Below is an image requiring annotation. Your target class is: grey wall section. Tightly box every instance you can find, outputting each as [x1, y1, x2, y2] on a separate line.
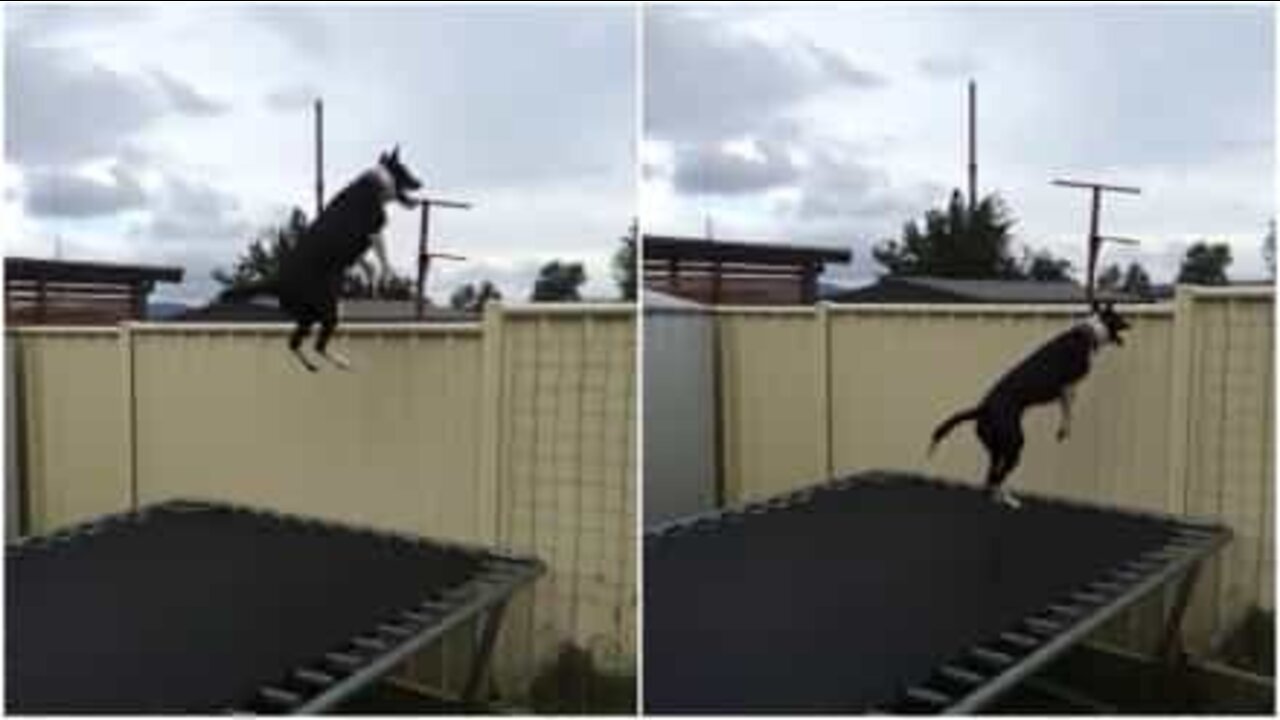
[643, 304, 716, 526]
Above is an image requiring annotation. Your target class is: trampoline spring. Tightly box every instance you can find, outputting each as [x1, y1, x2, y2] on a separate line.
[939, 666, 985, 686]
[1046, 603, 1083, 617]
[1001, 630, 1042, 647]
[324, 651, 364, 669]
[377, 623, 414, 638]
[905, 686, 951, 706]
[1070, 590, 1106, 605]
[970, 647, 1014, 666]
[1023, 618, 1062, 635]
[1111, 569, 1143, 583]
[294, 669, 335, 687]
[1087, 581, 1124, 594]
[1144, 548, 1183, 562]
[441, 587, 474, 602]
[402, 610, 431, 624]
[353, 636, 388, 652]
[1123, 559, 1161, 574]
[258, 686, 302, 707]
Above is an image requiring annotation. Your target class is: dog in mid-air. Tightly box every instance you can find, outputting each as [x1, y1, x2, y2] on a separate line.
[221, 147, 422, 371]
[928, 301, 1131, 508]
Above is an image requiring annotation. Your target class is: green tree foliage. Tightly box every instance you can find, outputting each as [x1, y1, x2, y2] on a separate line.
[872, 189, 1022, 279]
[612, 221, 637, 301]
[212, 207, 308, 293]
[1177, 241, 1233, 286]
[450, 280, 503, 311]
[1023, 249, 1073, 282]
[213, 206, 412, 299]
[531, 260, 587, 302]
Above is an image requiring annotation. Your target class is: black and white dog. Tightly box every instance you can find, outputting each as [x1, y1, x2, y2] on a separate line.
[223, 147, 422, 371]
[928, 302, 1131, 508]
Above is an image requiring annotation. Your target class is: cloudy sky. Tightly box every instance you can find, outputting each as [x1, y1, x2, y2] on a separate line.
[643, 5, 1275, 286]
[5, 4, 636, 304]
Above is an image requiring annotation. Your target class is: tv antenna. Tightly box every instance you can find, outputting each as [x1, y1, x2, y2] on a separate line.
[1051, 178, 1141, 304]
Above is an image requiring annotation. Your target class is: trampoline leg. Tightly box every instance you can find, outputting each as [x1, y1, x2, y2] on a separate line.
[1147, 563, 1202, 709]
[1157, 563, 1201, 666]
[461, 601, 509, 705]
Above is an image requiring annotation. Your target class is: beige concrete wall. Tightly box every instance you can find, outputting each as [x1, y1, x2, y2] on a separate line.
[716, 288, 1273, 654]
[490, 307, 638, 696]
[7, 303, 637, 703]
[7, 328, 132, 533]
[128, 323, 491, 542]
[716, 308, 827, 503]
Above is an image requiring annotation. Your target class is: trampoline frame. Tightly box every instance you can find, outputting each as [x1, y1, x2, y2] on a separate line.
[9, 498, 545, 714]
[645, 471, 1231, 714]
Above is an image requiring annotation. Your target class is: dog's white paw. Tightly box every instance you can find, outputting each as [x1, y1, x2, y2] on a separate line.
[995, 489, 1022, 509]
[323, 352, 352, 371]
[291, 349, 320, 372]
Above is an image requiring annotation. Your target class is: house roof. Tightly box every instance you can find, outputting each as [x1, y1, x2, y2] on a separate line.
[6, 257, 184, 285]
[643, 235, 852, 267]
[172, 298, 478, 323]
[832, 276, 1140, 304]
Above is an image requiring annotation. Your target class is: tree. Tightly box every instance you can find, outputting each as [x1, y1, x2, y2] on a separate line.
[341, 269, 415, 300]
[1096, 263, 1123, 291]
[1264, 220, 1275, 279]
[872, 189, 1022, 279]
[1177, 241, 1233, 286]
[1122, 262, 1153, 298]
[612, 221, 637, 301]
[1024, 249, 1073, 282]
[213, 206, 412, 300]
[531, 261, 587, 302]
[450, 280, 503, 311]
[212, 207, 308, 294]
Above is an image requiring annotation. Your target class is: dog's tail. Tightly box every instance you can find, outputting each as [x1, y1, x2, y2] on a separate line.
[928, 406, 981, 457]
[218, 280, 278, 303]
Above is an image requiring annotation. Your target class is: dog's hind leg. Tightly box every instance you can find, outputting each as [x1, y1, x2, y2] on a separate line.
[314, 312, 351, 371]
[289, 320, 320, 372]
[979, 414, 1025, 509]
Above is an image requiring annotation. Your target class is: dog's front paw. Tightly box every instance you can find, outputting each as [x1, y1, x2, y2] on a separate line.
[323, 352, 352, 371]
[1056, 428, 1069, 442]
[994, 489, 1022, 509]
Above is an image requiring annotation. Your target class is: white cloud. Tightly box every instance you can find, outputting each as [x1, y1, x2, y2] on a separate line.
[643, 5, 1274, 284]
[6, 5, 635, 304]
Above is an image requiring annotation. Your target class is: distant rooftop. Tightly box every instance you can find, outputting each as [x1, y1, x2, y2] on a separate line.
[643, 235, 852, 266]
[831, 276, 1143, 304]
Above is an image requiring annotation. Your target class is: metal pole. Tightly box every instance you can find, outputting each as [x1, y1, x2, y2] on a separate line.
[968, 80, 977, 215]
[416, 203, 430, 320]
[314, 99, 324, 219]
[413, 197, 473, 319]
[1088, 187, 1101, 304]
[1050, 179, 1141, 304]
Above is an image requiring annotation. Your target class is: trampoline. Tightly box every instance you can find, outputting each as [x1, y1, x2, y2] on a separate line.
[644, 471, 1230, 714]
[7, 499, 543, 714]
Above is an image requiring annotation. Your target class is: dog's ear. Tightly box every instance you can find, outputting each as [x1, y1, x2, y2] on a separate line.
[390, 145, 400, 161]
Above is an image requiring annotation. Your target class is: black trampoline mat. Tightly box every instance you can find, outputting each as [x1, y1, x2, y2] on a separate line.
[643, 473, 1191, 713]
[7, 501, 487, 714]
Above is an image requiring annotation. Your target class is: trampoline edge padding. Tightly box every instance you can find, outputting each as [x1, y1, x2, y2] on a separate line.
[7, 498, 545, 714]
[643, 470, 1231, 715]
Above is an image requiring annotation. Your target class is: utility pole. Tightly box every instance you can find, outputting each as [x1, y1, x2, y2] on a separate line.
[968, 79, 977, 215]
[415, 197, 472, 319]
[1051, 178, 1141, 303]
[314, 98, 324, 218]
